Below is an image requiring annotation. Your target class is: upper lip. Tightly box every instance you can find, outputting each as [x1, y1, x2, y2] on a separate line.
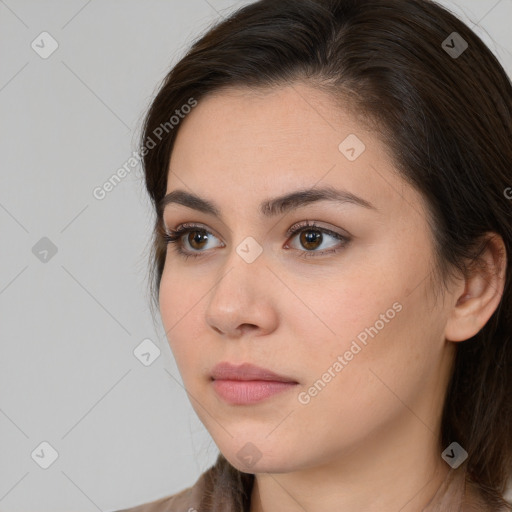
[211, 362, 298, 383]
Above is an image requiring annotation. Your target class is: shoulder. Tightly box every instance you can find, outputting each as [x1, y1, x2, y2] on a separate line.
[113, 470, 209, 512]
[111, 454, 253, 512]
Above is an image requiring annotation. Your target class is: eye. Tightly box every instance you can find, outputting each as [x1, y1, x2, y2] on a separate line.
[163, 220, 350, 260]
[285, 221, 349, 258]
[163, 223, 223, 260]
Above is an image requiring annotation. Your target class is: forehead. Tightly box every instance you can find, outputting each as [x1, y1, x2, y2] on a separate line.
[175, 83, 358, 149]
[166, 83, 425, 223]
[171, 84, 366, 177]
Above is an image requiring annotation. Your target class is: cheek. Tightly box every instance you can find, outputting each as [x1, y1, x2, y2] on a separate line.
[286, 268, 402, 361]
[287, 302, 433, 453]
[289, 262, 436, 408]
[158, 271, 206, 371]
[159, 260, 207, 328]
[311, 234, 436, 366]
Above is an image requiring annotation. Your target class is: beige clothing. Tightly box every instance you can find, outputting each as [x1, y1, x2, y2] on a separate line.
[115, 455, 511, 512]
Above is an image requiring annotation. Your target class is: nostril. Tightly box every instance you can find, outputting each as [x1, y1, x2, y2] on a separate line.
[239, 324, 258, 335]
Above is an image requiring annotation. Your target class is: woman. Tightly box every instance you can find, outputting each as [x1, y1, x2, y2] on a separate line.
[116, 0, 512, 510]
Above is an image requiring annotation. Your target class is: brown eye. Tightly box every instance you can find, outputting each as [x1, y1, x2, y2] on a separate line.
[287, 223, 348, 257]
[187, 230, 210, 250]
[163, 224, 223, 259]
[299, 229, 323, 250]
[286, 221, 351, 258]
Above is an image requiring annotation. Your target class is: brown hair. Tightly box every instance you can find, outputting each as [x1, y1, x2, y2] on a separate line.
[139, 0, 512, 507]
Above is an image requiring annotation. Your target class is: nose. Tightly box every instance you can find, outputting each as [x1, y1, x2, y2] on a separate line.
[204, 248, 279, 339]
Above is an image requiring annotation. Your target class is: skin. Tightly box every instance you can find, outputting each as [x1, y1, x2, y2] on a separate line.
[158, 83, 506, 511]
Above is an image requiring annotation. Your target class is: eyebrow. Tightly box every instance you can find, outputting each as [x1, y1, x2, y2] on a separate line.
[158, 186, 377, 219]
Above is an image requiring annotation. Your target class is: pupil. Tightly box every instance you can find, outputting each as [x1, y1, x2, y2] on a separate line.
[190, 231, 208, 249]
[301, 230, 321, 250]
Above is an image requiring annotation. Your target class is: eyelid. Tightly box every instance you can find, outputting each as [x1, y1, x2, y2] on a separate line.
[165, 221, 224, 242]
[285, 220, 350, 239]
[166, 220, 347, 244]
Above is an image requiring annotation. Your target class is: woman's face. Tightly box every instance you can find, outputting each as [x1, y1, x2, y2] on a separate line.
[159, 83, 457, 473]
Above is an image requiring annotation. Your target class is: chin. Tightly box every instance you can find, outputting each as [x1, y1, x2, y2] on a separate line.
[228, 455, 292, 474]
[219, 440, 300, 474]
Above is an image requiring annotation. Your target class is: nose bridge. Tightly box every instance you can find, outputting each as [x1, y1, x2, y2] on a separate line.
[205, 238, 275, 335]
[218, 218, 268, 278]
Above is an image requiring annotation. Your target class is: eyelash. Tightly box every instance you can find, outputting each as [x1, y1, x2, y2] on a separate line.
[163, 221, 349, 261]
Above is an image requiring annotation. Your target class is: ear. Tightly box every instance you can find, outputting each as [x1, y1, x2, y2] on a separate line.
[444, 233, 507, 343]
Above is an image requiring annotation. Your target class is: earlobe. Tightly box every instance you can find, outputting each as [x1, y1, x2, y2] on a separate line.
[444, 233, 507, 343]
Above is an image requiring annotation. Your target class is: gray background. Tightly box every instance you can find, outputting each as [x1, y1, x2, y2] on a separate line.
[1, 1, 511, 510]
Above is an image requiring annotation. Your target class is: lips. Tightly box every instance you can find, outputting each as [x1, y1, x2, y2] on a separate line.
[210, 362, 299, 405]
[210, 362, 298, 383]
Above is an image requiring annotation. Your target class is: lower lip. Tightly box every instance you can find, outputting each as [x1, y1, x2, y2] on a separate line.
[212, 379, 298, 405]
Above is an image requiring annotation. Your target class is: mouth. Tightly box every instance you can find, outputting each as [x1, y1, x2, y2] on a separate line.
[210, 361, 298, 383]
[210, 362, 299, 405]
